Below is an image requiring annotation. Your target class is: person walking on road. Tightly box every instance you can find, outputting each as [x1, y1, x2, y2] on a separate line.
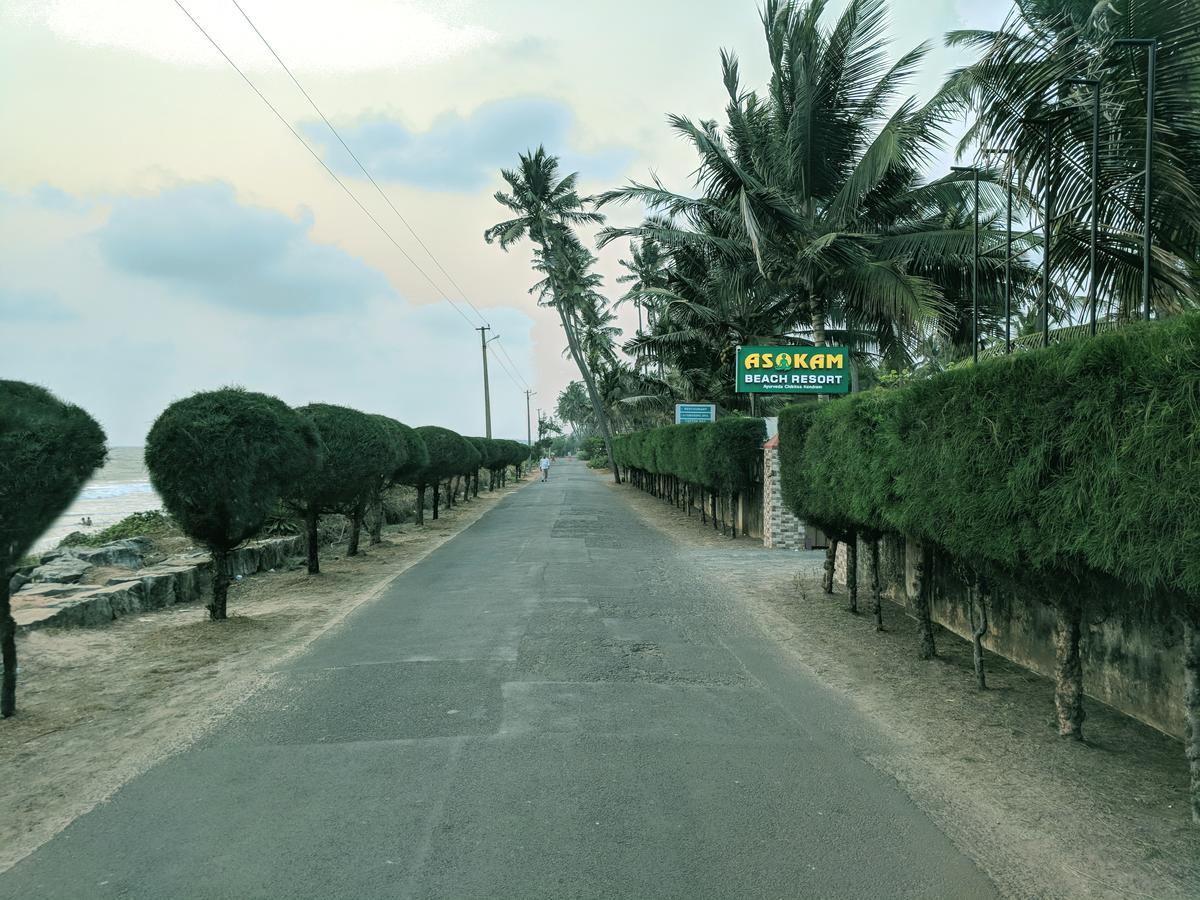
[539, 455, 551, 482]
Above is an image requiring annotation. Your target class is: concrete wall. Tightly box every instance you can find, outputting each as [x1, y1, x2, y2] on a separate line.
[835, 535, 1185, 739]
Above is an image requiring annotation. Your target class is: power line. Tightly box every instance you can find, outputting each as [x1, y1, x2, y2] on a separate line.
[226, 0, 534, 394]
[228, 0, 494, 330]
[172, 0, 479, 329]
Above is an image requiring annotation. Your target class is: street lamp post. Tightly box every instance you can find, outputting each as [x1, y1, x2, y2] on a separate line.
[1114, 37, 1157, 321]
[1065, 78, 1102, 336]
[951, 165, 981, 363]
[983, 148, 1014, 354]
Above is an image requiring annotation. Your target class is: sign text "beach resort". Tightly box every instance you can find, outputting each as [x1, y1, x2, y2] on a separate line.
[735, 346, 850, 394]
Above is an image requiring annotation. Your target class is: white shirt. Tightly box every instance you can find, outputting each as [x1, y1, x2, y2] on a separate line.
[539, 457, 551, 470]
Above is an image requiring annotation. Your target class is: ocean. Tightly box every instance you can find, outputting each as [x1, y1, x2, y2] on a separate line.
[34, 446, 162, 553]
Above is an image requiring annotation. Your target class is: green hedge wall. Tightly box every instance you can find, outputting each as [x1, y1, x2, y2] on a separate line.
[780, 314, 1200, 604]
[613, 418, 765, 493]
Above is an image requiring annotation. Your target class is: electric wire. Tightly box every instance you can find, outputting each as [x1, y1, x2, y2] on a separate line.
[172, 0, 479, 329]
[228, 0, 533, 394]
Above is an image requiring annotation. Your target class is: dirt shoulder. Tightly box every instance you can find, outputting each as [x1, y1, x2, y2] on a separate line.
[606, 475, 1199, 900]
[0, 480, 529, 873]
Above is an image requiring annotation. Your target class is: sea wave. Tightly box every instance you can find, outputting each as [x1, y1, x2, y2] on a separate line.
[79, 481, 155, 500]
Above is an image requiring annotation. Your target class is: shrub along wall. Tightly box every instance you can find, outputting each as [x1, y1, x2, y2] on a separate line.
[779, 314, 1200, 824]
[613, 418, 766, 538]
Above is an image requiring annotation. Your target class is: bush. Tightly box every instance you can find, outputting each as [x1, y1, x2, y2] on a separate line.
[410, 426, 480, 522]
[58, 510, 177, 548]
[0, 381, 107, 716]
[147, 388, 323, 617]
[287, 404, 398, 573]
[613, 418, 765, 494]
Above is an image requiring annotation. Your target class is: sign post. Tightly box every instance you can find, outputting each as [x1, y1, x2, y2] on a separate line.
[675, 403, 717, 424]
[734, 346, 850, 395]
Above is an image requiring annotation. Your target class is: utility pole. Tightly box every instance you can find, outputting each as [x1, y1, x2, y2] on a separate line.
[476, 326, 499, 438]
[524, 389, 535, 448]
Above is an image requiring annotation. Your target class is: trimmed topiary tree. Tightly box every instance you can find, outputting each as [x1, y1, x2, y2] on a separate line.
[146, 387, 323, 621]
[411, 427, 478, 522]
[287, 404, 396, 574]
[369, 420, 427, 546]
[0, 381, 107, 717]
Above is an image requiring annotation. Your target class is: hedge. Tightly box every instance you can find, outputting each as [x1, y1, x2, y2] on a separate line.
[613, 418, 766, 494]
[780, 315, 1200, 816]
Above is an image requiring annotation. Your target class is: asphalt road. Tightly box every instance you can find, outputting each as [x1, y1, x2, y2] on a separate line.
[0, 461, 997, 899]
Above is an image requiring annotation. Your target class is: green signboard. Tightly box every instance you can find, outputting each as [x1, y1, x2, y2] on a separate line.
[735, 346, 850, 394]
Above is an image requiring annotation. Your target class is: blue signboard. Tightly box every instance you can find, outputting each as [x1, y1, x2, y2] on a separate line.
[675, 403, 717, 424]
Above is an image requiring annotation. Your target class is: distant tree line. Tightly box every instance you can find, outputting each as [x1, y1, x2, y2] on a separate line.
[0, 381, 531, 718]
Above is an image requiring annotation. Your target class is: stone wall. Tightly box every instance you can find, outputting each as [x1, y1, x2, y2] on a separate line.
[14, 535, 306, 633]
[834, 535, 1185, 738]
[762, 443, 805, 549]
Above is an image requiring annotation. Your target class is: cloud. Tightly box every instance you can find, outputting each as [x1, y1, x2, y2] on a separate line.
[2, 182, 539, 445]
[2, 0, 496, 72]
[0, 287, 77, 321]
[96, 182, 392, 316]
[304, 97, 636, 192]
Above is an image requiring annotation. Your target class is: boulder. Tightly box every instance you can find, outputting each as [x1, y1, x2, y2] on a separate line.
[29, 556, 93, 584]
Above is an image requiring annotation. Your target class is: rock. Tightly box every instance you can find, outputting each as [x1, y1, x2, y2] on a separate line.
[14, 583, 90, 601]
[30, 557, 93, 584]
[9, 572, 30, 594]
[70, 538, 152, 569]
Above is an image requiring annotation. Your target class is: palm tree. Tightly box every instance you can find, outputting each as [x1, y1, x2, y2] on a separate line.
[601, 0, 961, 352]
[944, 0, 1200, 318]
[616, 239, 670, 374]
[484, 147, 622, 482]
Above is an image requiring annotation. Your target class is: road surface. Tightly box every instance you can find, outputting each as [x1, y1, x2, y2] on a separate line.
[0, 461, 997, 899]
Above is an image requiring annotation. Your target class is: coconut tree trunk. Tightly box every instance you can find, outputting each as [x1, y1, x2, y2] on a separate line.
[305, 507, 320, 575]
[369, 488, 384, 546]
[1183, 616, 1200, 825]
[209, 548, 230, 620]
[822, 539, 839, 594]
[915, 543, 937, 659]
[432, 483, 441, 520]
[969, 577, 988, 690]
[1054, 601, 1085, 739]
[1, 572, 16, 718]
[846, 534, 859, 614]
[870, 539, 883, 631]
[416, 484, 426, 525]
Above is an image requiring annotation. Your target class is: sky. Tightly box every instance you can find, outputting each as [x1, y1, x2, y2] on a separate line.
[0, 0, 1005, 446]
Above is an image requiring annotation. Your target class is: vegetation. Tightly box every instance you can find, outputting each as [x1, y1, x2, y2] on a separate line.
[408, 427, 480, 523]
[146, 388, 323, 619]
[286, 405, 397, 574]
[613, 418, 765, 536]
[780, 314, 1200, 820]
[57, 510, 176, 548]
[0, 381, 107, 716]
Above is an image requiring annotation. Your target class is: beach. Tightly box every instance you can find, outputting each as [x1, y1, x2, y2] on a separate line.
[34, 446, 161, 553]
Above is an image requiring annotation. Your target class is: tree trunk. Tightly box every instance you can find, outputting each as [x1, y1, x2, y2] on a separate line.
[369, 488, 384, 546]
[846, 535, 859, 614]
[1054, 601, 1085, 740]
[969, 577, 988, 690]
[347, 502, 363, 557]
[1183, 617, 1200, 825]
[870, 539, 883, 631]
[822, 539, 838, 594]
[1, 573, 16, 717]
[432, 483, 441, 520]
[915, 543, 937, 659]
[305, 507, 320, 575]
[416, 484, 426, 525]
[209, 548, 230, 620]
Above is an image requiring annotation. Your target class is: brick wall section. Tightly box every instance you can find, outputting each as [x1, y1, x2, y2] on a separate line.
[762, 437, 805, 550]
